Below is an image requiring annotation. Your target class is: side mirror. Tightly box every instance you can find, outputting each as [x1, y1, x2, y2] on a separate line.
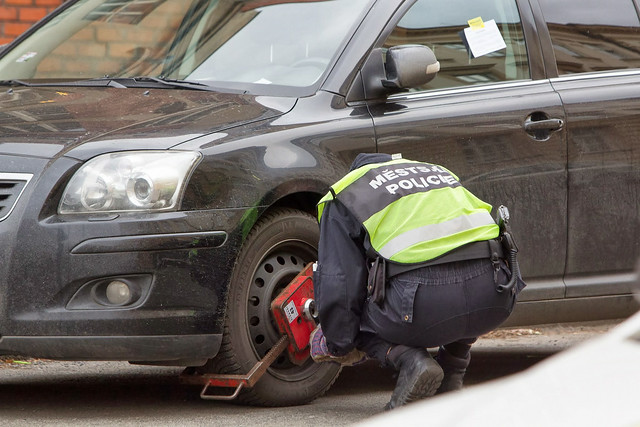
[348, 44, 441, 102]
[382, 45, 440, 90]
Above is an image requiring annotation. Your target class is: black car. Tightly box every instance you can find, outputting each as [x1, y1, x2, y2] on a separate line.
[0, 0, 638, 406]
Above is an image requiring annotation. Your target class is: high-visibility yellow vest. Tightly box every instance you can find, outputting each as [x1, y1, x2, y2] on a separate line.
[318, 159, 499, 264]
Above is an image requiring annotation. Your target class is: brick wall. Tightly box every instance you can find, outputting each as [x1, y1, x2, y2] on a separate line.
[0, 0, 65, 45]
[2, 0, 191, 78]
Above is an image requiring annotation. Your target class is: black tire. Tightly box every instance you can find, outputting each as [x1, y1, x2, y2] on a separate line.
[200, 208, 341, 406]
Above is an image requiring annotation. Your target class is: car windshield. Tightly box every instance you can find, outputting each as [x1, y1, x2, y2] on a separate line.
[0, 0, 370, 92]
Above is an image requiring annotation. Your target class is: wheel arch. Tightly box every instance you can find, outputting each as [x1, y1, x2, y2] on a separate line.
[267, 190, 322, 218]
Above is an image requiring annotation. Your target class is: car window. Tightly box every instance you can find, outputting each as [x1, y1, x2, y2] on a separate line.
[0, 0, 370, 91]
[181, 0, 370, 87]
[384, 0, 530, 92]
[537, 0, 640, 75]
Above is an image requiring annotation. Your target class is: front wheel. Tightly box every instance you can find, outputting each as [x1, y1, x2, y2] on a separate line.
[200, 208, 341, 406]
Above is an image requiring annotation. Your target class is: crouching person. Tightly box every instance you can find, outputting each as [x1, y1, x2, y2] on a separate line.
[310, 153, 525, 410]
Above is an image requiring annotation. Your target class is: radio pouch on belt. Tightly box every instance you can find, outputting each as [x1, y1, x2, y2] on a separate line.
[495, 205, 524, 294]
[368, 256, 386, 307]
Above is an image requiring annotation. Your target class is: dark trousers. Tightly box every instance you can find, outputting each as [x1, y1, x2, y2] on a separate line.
[356, 258, 517, 363]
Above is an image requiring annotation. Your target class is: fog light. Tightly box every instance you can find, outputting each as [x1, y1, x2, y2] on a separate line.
[105, 281, 132, 305]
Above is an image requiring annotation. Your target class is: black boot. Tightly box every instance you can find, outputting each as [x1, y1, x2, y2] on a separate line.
[435, 346, 470, 394]
[385, 346, 444, 410]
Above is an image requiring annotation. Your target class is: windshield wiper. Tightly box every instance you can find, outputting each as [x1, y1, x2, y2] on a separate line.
[0, 76, 247, 93]
[129, 76, 248, 94]
[132, 76, 212, 90]
[0, 78, 116, 88]
[0, 79, 35, 87]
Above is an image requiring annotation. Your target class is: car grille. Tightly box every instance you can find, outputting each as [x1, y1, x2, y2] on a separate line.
[0, 173, 33, 222]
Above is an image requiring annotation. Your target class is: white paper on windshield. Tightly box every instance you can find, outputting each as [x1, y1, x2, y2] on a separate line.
[16, 52, 38, 63]
[463, 19, 506, 58]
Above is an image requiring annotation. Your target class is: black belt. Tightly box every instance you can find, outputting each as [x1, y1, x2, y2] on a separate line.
[384, 239, 504, 279]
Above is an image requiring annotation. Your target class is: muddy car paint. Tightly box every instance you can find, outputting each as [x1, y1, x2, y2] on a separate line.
[0, 0, 639, 406]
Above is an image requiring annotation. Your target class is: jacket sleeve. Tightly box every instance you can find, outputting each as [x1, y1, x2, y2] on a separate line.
[314, 199, 369, 356]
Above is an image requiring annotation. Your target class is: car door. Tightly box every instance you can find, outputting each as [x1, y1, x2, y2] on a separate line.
[535, 0, 640, 300]
[366, 0, 568, 304]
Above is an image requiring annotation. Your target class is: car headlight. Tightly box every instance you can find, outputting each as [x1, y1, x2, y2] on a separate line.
[59, 151, 201, 214]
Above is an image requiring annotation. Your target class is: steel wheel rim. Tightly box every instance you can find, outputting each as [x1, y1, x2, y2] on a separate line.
[246, 240, 322, 381]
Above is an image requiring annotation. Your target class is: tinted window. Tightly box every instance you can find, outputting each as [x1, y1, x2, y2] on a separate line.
[384, 0, 529, 91]
[538, 0, 640, 74]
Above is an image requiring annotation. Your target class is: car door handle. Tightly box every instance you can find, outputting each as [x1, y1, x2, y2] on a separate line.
[524, 117, 564, 132]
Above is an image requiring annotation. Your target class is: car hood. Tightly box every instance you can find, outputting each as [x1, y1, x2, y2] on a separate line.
[0, 86, 296, 160]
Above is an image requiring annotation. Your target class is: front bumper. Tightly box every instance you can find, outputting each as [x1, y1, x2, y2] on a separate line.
[0, 334, 222, 362]
[0, 154, 245, 362]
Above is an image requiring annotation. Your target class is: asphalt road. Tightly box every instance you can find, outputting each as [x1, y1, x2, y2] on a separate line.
[0, 321, 618, 427]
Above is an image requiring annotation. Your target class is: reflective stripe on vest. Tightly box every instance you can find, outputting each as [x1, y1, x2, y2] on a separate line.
[375, 210, 496, 260]
[318, 159, 499, 264]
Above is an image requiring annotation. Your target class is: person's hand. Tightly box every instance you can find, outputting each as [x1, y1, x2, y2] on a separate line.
[309, 325, 367, 366]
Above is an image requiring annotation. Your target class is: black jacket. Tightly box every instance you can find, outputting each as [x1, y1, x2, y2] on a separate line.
[314, 153, 392, 356]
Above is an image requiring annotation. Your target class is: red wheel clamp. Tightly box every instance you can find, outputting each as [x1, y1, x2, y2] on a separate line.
[270, 262, 317, 365]
[180, 262, 318, 401]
